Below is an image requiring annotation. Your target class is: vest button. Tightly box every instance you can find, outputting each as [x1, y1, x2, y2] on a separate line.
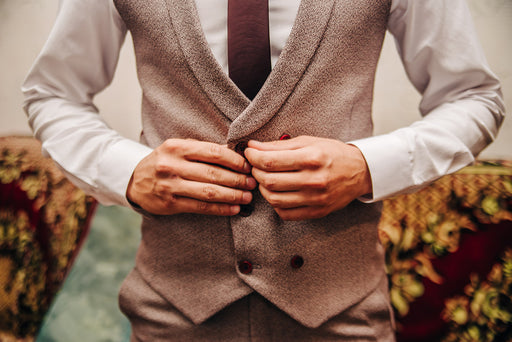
[279, 134, 291, 140]
[234, 141, 249, 156]
[239, 204, 254, 217]
[290, 255, 304, 269]
[238, 260, 253, 274]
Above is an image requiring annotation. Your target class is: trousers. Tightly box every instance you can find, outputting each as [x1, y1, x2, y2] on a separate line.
[119, 268, 396, 341]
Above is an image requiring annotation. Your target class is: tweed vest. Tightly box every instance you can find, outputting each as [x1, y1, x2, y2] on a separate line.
[114, 0, 391, 328]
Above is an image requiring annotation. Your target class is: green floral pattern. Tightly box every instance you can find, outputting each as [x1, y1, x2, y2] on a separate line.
[0, 209, 46, 340]
[0, 137, 96, 341]
[378, 160, 512, 340]
[442, 249, 512, 342]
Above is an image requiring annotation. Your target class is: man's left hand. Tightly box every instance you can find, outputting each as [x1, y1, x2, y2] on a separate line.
[244, 136, 372, 221]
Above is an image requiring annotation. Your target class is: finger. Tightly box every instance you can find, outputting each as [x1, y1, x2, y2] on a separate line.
[183, 141, 251, 173]
[247, 137, 310, 151]
[245, 148, 316, 172]
[245, 137, 310, 172]
[173, 197, 242, 216]
[136, 182, 246, 216]
[258, 185, 325, 209]
[252, 168, 328, 192]
[251, 168, 301, 191]
[274, 206, 328, 221]
[168, 179, 253, 205]
[134, 196, 239, 217]
[181, 162, 257, 190]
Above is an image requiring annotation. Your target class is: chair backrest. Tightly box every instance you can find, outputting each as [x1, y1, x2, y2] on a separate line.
[0, 136, 97, 341]
[379, 160, 512, 342]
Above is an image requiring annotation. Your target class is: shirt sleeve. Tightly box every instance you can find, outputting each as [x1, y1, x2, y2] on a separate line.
[22, 0, 153, 206]
[350, 0, 505, 202]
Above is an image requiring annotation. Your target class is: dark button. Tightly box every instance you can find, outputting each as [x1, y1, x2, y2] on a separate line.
[290, 255, 304, 269]
[234, 141, 249, 156]
[238, 260, 253, 274]
[279, 134, 291, 140]
[239, 204, 254, 217]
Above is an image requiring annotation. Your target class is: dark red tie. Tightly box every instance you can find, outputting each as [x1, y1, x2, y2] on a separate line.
[228, 0, 271, 100]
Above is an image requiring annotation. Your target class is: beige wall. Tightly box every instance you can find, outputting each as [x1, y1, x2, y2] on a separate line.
[1, 0, 511, 158]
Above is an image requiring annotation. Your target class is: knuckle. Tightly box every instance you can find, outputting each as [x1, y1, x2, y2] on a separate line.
[154, 183, 168, 196]
[197, 201, 210, 212]
[163, 193, 177, 208]
[305, 150, 324, 168]
[207, 167, 220, 183]
[155, 182, 172, 196]
[260, 175, 277, 190]
[216, 205, 231, 216]
[202, 185, 218, 200]
[162, 139, 179, 151]
[155, 160, 171, 174]
[263, 159, 274, 169]
[307, 174, 329, 189]
[235, 189, 245, 203]
[318, 192, 331, 205]
[234, 175, 244, 189]
[314, 191, 330, 205]
[207, 144, 223, 160]
[231, 191, 239, 203]
[225, 189, 237, 203]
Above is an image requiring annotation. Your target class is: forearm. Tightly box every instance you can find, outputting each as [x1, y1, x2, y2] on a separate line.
[25, 97, 153, 206]
[20, 0, 153, 206]
[350, 99, 503, 202]
[353, 0, 505, 202]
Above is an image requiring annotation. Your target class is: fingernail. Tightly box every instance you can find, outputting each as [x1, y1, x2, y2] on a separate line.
[230, 205, 240, 215]
[243, 161, 251, 173]
[246, 177, 257, 189]
[242, 191, 253, 204]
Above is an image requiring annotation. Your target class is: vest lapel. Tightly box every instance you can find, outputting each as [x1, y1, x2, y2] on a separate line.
[165, 0, 249, 121]
[228, 0, 336, 142]
[165, 0, 335, 137]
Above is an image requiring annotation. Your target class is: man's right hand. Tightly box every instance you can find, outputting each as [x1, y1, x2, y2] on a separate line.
[126, 139, 257, 216]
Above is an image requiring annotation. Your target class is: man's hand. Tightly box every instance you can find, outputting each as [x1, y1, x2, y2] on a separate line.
[127, 139, 257, 216]
[244, 136, 372, 221]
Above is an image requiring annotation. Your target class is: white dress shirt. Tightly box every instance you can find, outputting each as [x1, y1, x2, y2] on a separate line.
[22, 0, 505, 207]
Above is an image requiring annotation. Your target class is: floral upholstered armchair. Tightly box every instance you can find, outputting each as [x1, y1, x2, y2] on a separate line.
[0, 136, 96, 342]
[379, 161, 512, 341]
[0, 135, 511, 342]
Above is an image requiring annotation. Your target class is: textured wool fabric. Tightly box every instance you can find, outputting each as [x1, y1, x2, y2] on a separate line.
[114, 0, 391, 329]
[120, 268, 395, 341]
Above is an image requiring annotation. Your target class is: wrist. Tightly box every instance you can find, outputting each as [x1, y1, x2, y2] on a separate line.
[125, 173, 140, 207]
[348, 144, 373, 197]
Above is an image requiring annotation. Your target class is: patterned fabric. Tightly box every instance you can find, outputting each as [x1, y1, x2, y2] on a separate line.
[1, 136, 510, 341]
[0, 137, 96, 342]
[379, 161, 512, 341]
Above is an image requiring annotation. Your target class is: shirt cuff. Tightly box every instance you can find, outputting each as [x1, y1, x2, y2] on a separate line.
[349, 134, 414, 203]
[97, 138, 153, 207]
